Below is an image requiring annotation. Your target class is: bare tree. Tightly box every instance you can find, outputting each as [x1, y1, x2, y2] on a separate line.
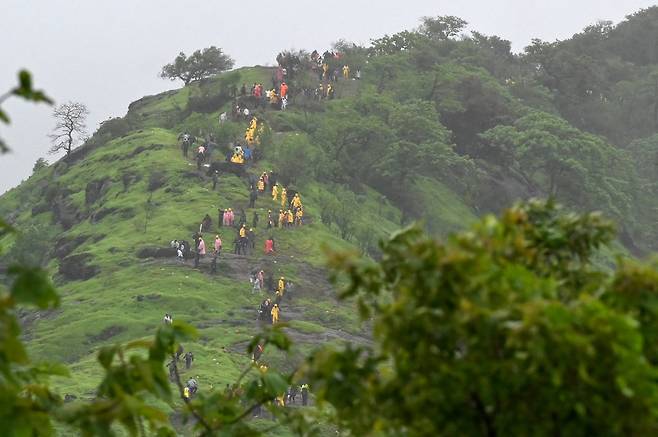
[48, 102, 89, 156]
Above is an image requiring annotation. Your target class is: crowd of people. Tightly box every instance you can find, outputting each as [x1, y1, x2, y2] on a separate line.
[164, 56, 334, 411]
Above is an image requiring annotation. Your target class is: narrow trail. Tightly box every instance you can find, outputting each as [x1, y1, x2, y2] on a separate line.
[155, 112, 371, 365]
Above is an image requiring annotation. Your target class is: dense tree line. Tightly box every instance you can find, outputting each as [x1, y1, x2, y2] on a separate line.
[272, 8, 658, 253]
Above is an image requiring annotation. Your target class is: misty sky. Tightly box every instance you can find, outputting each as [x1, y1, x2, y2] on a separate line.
[1, 0, 656, 193]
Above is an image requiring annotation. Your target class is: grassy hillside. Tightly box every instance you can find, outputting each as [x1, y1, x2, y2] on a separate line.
[0, 64, 475, 434]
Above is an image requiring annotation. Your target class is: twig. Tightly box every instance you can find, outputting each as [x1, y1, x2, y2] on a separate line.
[170, 352, 213, 432]
[0, 90, 13, 105]
[226, 402, 267, 425]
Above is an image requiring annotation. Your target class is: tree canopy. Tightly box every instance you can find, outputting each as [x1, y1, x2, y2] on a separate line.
[305, 200, 658, 436]
[160, 46, 234, 85]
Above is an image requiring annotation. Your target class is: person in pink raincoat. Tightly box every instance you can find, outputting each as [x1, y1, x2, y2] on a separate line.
[214, 235, 222, 255]
[198, 237, 206, 255]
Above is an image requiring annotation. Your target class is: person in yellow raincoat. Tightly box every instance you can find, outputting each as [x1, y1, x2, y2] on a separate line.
[278, 210, 285, 228]
[281, 188, 287, 208]
[292, 193, 302, 209]
[278, 277, 285, 294]
[287, 209, 294, 226]
[231, 151, 245, 164]
[272, 184, 279, 201]
[239, 224, 247, 238]
[271, 304, 280, 324]
[257, 178, 265, 192]
[342, 64, 350, 79]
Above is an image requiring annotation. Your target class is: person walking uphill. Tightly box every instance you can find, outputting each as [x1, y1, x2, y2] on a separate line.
[214, 235, 222, 255]
[272, 184, 279, 201]
[281, 188, 287, 209]
[195, 235, 206, 268]
[271, 303, 280, 324]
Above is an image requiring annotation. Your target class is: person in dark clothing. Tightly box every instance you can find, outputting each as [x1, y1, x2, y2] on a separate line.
[210, 254, 217, 274]
[176, 344, 184, 361]
[218, 208, 223, 228]
[184, 352, 194, 369]
[239, 209, 247, 227]
[301, 384, 309, 406]
[265, 273, 274, 292]
[247, 228, 256, 249]
[201, 214, 212, 232]
[233, 238, 241, 255]
[196, 152, 204, 170]
[167, 360, 176, 381]
[249, 190, 257, 208]
[194, 251, 200, 268]
[212, 171, 219, 190]
[252, 343, 264, 361]
[252, 212, 259, 228]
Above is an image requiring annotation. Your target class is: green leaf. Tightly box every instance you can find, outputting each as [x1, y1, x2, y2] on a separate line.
[12, 70, 53, 104]
[262, 372, 289, 397]
[8, 265, 59, 308]
[98, 346, 118, 369]
[18, 70, 32, 90]
[249, 325, 291, 354]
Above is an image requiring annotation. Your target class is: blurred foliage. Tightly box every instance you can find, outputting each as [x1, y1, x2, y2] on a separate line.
[306, 199, 658, 436]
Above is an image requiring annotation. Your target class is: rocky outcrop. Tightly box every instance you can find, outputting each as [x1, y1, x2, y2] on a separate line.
[52, 196, 84, 230]
[85, 178, 113, 205]
[53, 235, 89, 260]
[136, 247, 177, 259]
[90, 207, 135, 224]
[58, 253, 100, 281]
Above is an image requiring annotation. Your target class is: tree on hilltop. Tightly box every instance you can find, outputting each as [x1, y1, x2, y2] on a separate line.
[48, 101, 89, 156]
[160, 46, 235, 85]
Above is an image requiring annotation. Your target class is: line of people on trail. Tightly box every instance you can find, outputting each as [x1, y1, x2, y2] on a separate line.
[163, 315, 198, 399]
[256, 275, 290, 324]
[268, 187, 304, 228]
[310, 49, 361, 82]
[239, 81, 289, 111]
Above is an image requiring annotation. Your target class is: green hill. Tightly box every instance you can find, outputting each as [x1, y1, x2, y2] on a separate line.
[0, 64, 475, 434]
[4, 7, 658, 435]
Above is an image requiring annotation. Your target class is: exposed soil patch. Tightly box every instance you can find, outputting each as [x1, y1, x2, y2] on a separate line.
[86, 325, 125, 344]
[128, 143, 164, 159]
[90, 207, 135, 223]
[134, 293, 162, 302]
